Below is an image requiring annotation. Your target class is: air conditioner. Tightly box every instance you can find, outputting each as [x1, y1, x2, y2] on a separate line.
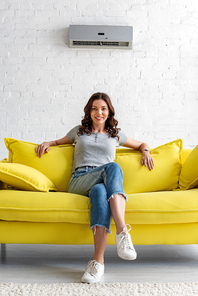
[69, 25, 133, 49]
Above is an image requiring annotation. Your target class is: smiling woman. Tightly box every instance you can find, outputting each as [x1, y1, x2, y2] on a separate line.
[36, 92, 154, 284]
[78, 92, 120, 139]
[91, 100, 109, 127]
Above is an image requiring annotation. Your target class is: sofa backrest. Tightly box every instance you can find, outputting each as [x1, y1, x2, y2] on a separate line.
[4, 137, 191, 194]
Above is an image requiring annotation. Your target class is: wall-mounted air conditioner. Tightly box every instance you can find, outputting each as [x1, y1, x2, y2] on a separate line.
[69, 25, 133, 49]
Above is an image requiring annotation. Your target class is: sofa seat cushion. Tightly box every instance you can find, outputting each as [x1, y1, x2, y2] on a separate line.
[0, 190, 90, 224]
[0, 189, 198, 225]
[126, 188, 198, 224]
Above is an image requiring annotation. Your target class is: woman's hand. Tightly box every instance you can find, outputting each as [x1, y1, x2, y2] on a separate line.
[123, 138, 154, 170]
[141, 151, 154, 170]
[36, 136, 72, 158]
[36, 142, 51, 158]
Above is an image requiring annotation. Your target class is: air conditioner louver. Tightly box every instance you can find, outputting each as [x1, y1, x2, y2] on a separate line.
[72, 41, 129, 47]
[69, 25, 133, 49]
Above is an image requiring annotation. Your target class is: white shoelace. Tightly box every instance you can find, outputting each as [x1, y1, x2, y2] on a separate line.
[119, 224, 134, 250]
[85, 260, 100, 277]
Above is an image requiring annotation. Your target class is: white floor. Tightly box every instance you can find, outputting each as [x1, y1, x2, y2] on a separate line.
[1, 244, 198, 284]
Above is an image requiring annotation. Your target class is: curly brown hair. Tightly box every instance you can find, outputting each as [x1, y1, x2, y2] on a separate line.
[78, 92, 120, 139]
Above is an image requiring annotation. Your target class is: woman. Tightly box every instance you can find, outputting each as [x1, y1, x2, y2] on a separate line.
[36, 92, 154, 283]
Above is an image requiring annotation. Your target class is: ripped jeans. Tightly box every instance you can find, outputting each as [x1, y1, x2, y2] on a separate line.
[68, 162, 127, 233]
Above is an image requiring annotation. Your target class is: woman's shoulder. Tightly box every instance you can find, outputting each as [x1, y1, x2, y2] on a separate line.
[118, 130, 126, 136]
[117, 130, 128, 145]
[68, 125, 80, 134]
[67, 125, 80, 142]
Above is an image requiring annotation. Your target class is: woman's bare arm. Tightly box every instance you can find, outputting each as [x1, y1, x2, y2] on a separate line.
[36, 135, 72, 158]
[123, 138, 154, 170]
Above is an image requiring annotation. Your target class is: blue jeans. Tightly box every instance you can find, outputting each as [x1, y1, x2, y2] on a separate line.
[68, 162, 127, 233]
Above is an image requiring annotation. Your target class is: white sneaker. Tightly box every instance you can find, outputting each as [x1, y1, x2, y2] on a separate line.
[81, 260, 104, 283]
[115, 224, 137, 260]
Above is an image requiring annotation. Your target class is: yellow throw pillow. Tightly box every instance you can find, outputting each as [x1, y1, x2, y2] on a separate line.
[4, 138, 74, 192]
[115, 139, 183, 194]
[0, 162, 56, 192]
[179, 145, 198, 190]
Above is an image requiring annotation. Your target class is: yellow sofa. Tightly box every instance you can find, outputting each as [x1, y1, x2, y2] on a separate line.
[0, 138, 198, 247]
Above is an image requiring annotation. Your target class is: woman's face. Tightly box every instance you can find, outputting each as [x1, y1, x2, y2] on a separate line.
[90, 99, 109, 127]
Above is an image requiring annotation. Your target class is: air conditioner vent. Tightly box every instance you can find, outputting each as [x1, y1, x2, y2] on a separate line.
[69, 25, 133, 49]
[72, 41, 129, 47]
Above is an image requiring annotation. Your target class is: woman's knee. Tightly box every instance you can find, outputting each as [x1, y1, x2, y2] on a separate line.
[106, 162, 123, 175]
[89, 184, 107, 203]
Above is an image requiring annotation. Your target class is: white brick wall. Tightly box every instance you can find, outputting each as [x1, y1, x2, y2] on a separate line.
[0, 0, 198, 159]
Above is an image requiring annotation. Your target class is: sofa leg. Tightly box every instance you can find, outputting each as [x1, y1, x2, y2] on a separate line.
[1, 244, 6, 263]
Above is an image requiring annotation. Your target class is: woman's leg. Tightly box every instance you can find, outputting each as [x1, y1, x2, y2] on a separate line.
[109, 193, 137, 260]
[69, 163, 136, 274]
[103, 163, 137, 261]
[68, 163, 127, 198]
[109, 193, 126, 234]
[92, 227, 109, 264]
[89, 183, 111, 263]
[81, 184, 110, 283]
